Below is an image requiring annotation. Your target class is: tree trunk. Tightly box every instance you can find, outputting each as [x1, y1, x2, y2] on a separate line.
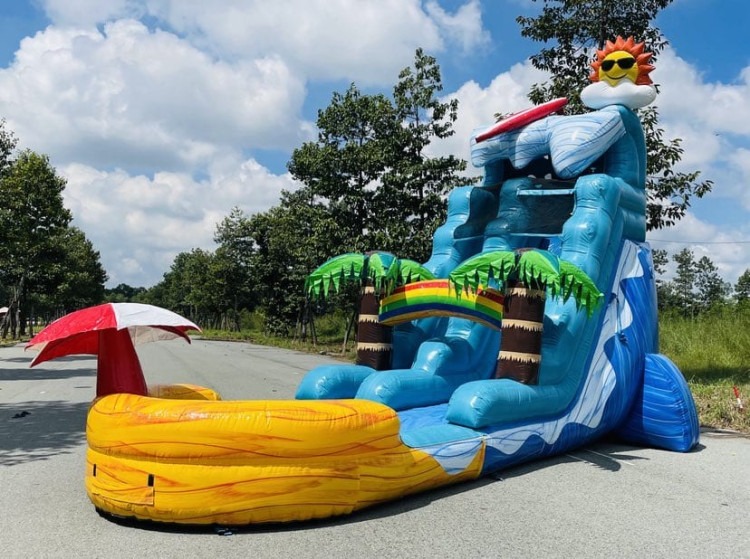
[2, 280, 23, 339]
[308, 306, 317, 347]
[342, 308, 357, 354]
[495, 280, 545, 384]
[355, 281, 392, 370]
[0, 308, 10, 339]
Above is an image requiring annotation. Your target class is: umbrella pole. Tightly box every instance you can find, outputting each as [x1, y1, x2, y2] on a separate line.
[96, 329, 148, 397]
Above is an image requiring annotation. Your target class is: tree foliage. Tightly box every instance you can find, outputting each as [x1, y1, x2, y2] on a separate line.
[288, 85, 396, 252]
[288, 49, 470, 264]
[105, 283, 148, 303]
[381, 48, 469, 262]
[654, 248, 732, 317]
[735, 269, 750, 305]
[517, 0, 712, 230]
[35, 226, 108, 313]
[0, 145, 107, 336]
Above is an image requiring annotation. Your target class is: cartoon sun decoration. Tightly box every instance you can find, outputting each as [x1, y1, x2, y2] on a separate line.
[589, 36, 654, 85]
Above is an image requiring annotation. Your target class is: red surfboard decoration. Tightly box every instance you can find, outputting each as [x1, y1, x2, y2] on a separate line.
[475, 97, 568, 143]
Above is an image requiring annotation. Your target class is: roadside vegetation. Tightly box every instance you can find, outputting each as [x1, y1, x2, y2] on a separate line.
[2, 2, 747, 434]
[659, 308, 750, 433]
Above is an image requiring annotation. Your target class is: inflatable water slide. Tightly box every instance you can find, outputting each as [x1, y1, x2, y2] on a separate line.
[39, 37, 699, 526]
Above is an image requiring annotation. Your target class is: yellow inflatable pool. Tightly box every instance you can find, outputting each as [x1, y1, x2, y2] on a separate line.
[85, 384, 484, 525]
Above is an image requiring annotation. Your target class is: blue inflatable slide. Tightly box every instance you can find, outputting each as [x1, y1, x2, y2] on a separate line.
[297, 102, 700, 479]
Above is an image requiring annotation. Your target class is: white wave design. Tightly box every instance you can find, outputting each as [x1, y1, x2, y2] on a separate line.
[418, 438, 485, 475]
[470, 106, 626, 179]
[426, 242, 645, 473]
[485, 241, 643, 455]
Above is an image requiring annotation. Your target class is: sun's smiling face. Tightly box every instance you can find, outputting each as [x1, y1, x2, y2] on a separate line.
[598, 51, 639, 86]
[590, 36, 654, 87]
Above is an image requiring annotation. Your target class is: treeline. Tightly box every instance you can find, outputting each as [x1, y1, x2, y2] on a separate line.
[121, 2, 718, 335]
[0, 121, 107, 338]
[111, 50, 472, 335]
[3, 2, 722, 338]
[654, 248, 750, 317]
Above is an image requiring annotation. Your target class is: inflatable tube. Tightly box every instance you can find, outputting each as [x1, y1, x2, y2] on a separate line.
[86, 388, 484, 524]
[147, 383, 221, 401]
[379, 280, 504, 330]
[474, 97, 568, 143]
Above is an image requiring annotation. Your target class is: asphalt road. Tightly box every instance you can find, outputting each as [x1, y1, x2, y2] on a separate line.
[1, 339, 748, 558]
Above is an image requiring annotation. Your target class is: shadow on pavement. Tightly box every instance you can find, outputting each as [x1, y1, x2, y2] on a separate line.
[0, 399, 89, 466]
[92, 439, 661, 536]
[0, 366, 96, 381]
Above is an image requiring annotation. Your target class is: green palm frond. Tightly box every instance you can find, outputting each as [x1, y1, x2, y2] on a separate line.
[306, 251, 426, 299]
[558, 261, 603, 316]
[365, 252, 400, 295]
[449, 251, 517, 293]
[305, 253, 365, 300]
[517, 250, 561, 293]
[398, 259, 436, 284]
[448, 248, 603, 315]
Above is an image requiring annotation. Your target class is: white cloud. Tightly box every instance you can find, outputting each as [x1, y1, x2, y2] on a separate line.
[425, 0, 490, 54]
[429, 59, 548, 173]
[650, 47, 750, 210]
[6, 2, 749, 294]
[61, 159, 300, 286]
[0, 20, 308, 173]
[3, 1, 497, 289]
[37, 0, 489, 85]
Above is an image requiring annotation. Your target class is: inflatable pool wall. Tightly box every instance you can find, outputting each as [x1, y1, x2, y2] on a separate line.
[87, 104, 699, 526]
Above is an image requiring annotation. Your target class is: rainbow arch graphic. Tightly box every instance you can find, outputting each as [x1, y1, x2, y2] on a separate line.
[379, 280, 504, 330]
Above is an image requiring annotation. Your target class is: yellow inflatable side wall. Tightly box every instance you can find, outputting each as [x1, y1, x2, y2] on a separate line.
[147, 383, 222, 401]
[86, 386, 485, 525]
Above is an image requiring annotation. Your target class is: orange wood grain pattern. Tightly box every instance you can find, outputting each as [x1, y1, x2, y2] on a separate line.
[147, 384, 222, 401]
[88, 395, 403, 462]
[87, 444, 484, 524]
[85, 387, 485, 525]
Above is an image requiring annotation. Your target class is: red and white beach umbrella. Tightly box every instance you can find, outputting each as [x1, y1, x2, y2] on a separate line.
[26, 303, 200, 397]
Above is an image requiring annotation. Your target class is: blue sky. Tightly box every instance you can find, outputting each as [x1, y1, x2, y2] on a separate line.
[0, 0, 748, 287]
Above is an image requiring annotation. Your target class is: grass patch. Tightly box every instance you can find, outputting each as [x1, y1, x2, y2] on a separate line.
[200, 327, 356, 361]
[659, 308, 750, 433]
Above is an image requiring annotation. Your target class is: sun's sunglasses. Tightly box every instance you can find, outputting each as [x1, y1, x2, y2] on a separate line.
[601, 57, 636, 71]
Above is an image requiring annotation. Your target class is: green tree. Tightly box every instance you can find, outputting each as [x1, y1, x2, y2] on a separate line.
[671, 247, 696, 318]
[652, 247, 678, 311]
[380, 48, 471, 262]
[288, 84, 397, 252]
[735, 269, 750, 305]
[105, 283, 147, 303]
[694, 256, 729, 312]
[517, 0, 712, 230]
[213, 207, 261, 328]
[0, 120, 19, 322]
[41, 226, 108, 313]
[158, 248, 223, 326]
[245, 189, 342, 336]
[288, 49, 471, 262]
[0, 119, 17, 177]
[0, 150, 73, 337]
